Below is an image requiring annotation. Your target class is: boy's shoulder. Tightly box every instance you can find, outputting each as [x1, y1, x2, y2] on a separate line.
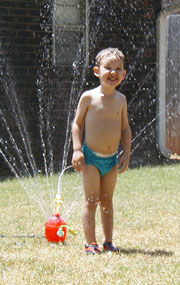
[79, 88, 97, 106]
[115, 90, 126, 100]
[81, 87, 99, 99]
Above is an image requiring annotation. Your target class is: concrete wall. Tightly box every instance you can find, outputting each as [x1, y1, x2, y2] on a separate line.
[162, 0, 180, 7]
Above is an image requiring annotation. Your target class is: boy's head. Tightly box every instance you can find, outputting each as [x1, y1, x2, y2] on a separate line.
[95, 48, 124, 68]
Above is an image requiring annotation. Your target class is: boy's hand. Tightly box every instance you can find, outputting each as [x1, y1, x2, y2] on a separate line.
[72, 150, 84, 172]
[117, 153, 130, 174]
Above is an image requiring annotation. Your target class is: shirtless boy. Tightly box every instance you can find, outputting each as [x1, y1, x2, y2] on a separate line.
[72, 48, 131, 254]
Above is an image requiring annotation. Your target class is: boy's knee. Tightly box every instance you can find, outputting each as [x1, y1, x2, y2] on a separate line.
[84, 196, 99, 210]
[100, 196, 113, 209]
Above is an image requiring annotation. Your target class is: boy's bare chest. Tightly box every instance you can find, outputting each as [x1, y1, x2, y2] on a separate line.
[90, 100, 122, 119]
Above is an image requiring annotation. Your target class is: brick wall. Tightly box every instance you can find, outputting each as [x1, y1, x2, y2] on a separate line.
[0, 0, 161, 176]
[0, 0, 54, 175]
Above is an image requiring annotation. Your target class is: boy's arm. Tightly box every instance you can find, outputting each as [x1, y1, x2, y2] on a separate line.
[118, 96, 132, 173]
[72, 93, 89, 172]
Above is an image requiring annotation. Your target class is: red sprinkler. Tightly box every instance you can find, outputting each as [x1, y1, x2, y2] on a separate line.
[45, 166, 76, 243]
[45, 213, 67, 243]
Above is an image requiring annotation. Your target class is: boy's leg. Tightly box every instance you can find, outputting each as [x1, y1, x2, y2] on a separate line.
[100, 165, 118, 243]
[82, 164, 101, 244]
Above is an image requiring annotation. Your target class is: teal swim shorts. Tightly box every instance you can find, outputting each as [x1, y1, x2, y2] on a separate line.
[82, 143, 118, 177]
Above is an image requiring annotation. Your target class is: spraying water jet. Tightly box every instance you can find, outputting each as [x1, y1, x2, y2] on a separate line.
[45, 165, 77, 243]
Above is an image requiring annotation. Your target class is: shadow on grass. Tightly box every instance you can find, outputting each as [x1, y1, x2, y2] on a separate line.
[120, 248, 173, 257]
[0, 235, 43, 238]
[0, 236, 174, 257]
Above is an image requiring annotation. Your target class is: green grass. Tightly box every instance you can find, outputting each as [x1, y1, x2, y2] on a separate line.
[0, 164, 180, 284]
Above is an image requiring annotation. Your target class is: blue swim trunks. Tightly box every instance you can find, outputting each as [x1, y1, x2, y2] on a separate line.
[82, 143, 118, 177]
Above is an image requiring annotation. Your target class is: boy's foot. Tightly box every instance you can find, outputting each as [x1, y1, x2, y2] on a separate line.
[103, 242, 119, 252]
[84, 242, 102, 254]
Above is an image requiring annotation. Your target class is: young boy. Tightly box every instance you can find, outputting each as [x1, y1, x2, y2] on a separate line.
[72, 48, 131, 254]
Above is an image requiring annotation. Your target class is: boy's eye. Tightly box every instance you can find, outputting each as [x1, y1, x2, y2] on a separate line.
[117, 68, 124, 73]
[103, 66, 123, 73]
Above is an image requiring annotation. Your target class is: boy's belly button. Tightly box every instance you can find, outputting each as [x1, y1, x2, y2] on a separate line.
[108, 145, 113, 151]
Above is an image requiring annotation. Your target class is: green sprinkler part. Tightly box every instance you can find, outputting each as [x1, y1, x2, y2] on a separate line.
[57, 225, 77, 238]
[57, 227, 64, 237]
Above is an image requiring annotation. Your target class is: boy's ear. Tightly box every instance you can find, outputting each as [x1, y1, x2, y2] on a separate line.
[93, 66, 100, 77]
[122, 69, 126, 80]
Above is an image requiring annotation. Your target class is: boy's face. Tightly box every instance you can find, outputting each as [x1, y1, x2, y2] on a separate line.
[93, 55, 126, 89]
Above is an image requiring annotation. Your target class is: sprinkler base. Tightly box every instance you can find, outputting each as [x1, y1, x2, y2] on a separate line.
[45, 213, 67, 243]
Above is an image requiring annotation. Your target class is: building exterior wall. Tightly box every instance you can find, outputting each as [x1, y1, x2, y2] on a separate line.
[162, 0, 180, 8]
[156, 2, 180, 159]
[0, 0, 162, 176]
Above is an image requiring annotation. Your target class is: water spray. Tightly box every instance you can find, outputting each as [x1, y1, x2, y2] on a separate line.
[45, 165, 77, 243]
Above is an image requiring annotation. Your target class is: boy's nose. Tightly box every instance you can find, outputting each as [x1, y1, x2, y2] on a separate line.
[110, 69, 116, 73]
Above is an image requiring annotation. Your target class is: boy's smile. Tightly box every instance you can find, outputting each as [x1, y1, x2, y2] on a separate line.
[107, 70, 120, 83]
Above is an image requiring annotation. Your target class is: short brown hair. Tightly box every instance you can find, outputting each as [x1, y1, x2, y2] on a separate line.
[95, 48, 124, 67]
